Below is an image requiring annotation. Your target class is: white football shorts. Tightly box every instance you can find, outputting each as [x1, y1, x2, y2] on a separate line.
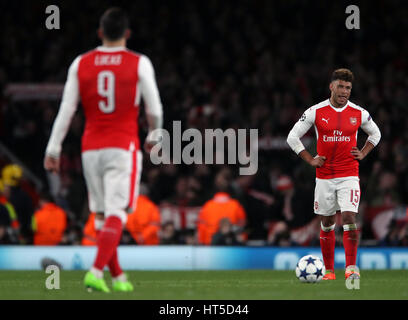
[314, 177, 360, 216]
[81, 147, 143, 224]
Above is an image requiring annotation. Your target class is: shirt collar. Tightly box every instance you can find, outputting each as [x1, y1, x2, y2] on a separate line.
[328, 98, 349, 112]
[96, 46, 127, 52]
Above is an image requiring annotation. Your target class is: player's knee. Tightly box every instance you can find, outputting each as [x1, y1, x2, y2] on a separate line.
[321, 222, 335, 232]
[321, 216, 336, 228]
[342, 211, 356, 225]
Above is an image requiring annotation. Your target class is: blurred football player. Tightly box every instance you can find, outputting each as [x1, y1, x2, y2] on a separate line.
[287, 69, 381, 280]
[44, 7, 163, 292]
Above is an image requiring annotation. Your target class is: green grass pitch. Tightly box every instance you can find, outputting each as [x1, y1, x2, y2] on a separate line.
[0, 270, 407, 300]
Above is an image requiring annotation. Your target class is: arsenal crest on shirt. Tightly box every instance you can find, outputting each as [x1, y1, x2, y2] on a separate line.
[350, 117, 357, 125]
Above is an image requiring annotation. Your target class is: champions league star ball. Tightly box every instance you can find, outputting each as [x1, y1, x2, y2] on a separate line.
[295, 255, 325, 283]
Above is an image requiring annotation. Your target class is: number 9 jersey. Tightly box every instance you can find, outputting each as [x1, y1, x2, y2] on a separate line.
[45, 46, 163, 156]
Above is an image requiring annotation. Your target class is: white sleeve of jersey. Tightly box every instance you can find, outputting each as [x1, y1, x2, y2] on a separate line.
[138, 55, 163, 141]
[138, 55, 163, 117]
[287, 107, 315, 155]
[45, 56, 81, 158]
[360, 109, 381, 147]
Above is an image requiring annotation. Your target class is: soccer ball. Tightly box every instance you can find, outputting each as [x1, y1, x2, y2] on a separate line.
[295, 255, 325, 283]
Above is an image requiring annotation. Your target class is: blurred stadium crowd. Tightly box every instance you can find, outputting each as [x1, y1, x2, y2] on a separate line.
[0, 1, 407, 247]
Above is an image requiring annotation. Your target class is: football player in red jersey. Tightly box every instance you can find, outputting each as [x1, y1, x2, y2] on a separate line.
[287, 69, 381, 280]
[44, 8, 163, 292]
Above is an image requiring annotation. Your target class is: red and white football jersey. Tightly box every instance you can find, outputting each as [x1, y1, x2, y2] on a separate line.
[78, 48, 141, 151]
[287, 99, 381, 179]
[46, 46, 163, 156]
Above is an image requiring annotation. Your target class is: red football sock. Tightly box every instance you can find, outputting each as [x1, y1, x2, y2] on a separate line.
[93, 216, 123, 271]
[320, 229, 335, 272]
[343, 229, 359, 267]
[108, 249, 123, 278]
[95, 220, 123, 276]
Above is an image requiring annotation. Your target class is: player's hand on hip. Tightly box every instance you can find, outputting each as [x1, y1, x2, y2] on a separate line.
[350, 146, 364, 160]
[310, 155, 326, 168]
[44, 155, 60, 173]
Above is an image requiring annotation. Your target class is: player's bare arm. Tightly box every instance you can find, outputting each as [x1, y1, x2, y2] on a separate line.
[355, 109, 381, 160]
[298, 150, 326, 168]
[350, 141, 375, 160]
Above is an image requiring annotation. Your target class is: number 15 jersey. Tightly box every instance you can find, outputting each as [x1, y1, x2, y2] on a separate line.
[287, 99, 381, 179]
[46, 46, 163, 156]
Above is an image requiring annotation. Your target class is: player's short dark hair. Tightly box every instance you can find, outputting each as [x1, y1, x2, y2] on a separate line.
[100, 7, 129, 41]
[331, 68, 354, 83]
